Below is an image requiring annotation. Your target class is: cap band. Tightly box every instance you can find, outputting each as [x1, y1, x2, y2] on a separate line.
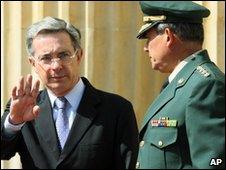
[143, 15, 166, 22]
[143, 15, 203, 24]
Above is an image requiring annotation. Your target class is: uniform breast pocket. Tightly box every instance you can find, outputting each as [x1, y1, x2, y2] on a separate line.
[145, 127, 182, 169]
[147, 127, 177, 148]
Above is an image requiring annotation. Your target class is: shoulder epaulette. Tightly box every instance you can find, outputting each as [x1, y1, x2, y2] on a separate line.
[196, 66, 210, 77]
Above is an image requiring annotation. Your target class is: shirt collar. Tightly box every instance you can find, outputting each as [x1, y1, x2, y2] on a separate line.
[168, 51, 200, 83]
[47, 78, 85, 110]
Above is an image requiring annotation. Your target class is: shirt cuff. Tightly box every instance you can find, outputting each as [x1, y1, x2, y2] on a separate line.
[3, 114, 25, 136]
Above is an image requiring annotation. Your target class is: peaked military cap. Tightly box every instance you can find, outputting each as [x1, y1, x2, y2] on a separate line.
[137, 1, 210, 39]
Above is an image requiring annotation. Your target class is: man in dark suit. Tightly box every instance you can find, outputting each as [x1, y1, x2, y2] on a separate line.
[136, 1, 225, 169]
[1, 16, 139, 169]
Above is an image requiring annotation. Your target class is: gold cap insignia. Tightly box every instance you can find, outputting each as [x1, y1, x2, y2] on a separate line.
[143, 15, 166, 22]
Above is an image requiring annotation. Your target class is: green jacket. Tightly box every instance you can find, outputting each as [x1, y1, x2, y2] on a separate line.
[137, 50, 225, 169]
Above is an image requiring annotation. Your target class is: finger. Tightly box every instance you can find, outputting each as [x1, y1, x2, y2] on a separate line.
[31, 80, 40, 98]
[11, 86, 17, 100]
[17, 76, 24, 97]
[24, 74, 32, 95]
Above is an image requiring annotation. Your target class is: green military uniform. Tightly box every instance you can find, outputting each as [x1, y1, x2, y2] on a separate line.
[136, 1, 225, 169]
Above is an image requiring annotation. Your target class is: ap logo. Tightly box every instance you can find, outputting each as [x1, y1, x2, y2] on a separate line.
[209, 158, 223, 166]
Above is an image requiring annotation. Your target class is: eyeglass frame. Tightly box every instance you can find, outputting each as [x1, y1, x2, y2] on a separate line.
[32, 49, 79, 66]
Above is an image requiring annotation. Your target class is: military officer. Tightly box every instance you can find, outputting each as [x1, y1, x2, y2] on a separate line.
[136, 1, 225, 169]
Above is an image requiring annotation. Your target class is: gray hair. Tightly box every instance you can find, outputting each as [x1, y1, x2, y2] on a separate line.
[26, 16, 81, 56]
[154, 22, 204, 44]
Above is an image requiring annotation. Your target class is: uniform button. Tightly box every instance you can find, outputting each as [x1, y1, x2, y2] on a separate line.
[139, 140, 145, 147]
[177, 78, 184, 85]
[136, 162, 140, 169]
[158, 140, 163, 147]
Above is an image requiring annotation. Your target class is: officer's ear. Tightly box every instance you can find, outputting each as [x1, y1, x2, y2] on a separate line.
[164, 28, 175, 47]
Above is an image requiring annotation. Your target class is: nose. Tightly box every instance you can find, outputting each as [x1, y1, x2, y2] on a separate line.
[51, 58, 61, 64]
[51, 59, 62, 70]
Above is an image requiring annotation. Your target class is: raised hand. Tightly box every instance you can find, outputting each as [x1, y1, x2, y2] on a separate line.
[9, 74, 40, 124]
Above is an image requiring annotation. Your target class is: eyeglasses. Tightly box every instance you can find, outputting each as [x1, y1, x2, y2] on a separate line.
[34, 49, 79, 66]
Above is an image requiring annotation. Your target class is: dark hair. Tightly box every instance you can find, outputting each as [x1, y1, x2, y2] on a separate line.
[155, 22, 204, 44]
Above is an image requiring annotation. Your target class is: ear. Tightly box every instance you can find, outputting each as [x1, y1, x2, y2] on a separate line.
[29, 56, 35, 66]
[164, 28, 175, 47]
[77, 49, 83, 64]
[29, 57, 38, 73]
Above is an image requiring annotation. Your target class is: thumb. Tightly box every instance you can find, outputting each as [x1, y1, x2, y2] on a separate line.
[23, 105, 40, 121]
[33, 105, 40, 118]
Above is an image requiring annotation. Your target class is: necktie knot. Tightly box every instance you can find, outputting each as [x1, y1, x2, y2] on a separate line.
[55, 97, 67, 109]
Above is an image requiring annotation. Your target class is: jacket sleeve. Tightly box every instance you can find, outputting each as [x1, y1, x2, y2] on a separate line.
[186, 78, 225, 169]
[113, 100, 139, 169]
[1, 99, 22, 160]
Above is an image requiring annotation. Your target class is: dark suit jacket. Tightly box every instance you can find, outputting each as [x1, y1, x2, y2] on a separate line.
[137, 50, 225, 169]
[1, 77, 139, 169]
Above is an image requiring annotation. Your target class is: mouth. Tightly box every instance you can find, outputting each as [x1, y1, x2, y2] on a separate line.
[50, 75, 66, 81]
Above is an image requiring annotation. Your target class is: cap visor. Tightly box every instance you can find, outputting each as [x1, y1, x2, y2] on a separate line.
[137, 21, 159, 39]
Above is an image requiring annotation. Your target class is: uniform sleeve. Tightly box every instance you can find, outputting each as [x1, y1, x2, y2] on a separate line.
[186, 78, 225, 169]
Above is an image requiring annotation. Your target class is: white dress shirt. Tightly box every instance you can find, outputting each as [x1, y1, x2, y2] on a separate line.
[48, 78, 85, 130]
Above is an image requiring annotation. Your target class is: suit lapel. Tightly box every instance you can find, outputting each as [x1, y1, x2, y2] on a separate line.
[140, 50, 211, 131]
[35, 90, 60, 159]
[58, 77, 100, 162]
